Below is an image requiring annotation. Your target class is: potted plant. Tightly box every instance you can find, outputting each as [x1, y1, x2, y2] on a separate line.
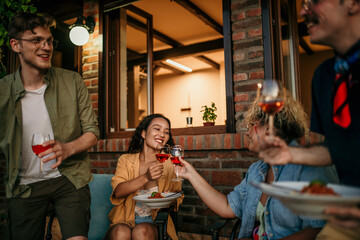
[201, 102, 217, 126]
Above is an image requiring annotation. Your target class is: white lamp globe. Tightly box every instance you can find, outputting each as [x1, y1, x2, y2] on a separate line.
[69, 26, 90, 46]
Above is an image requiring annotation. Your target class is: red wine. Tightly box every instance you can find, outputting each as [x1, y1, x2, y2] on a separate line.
[258, 100, 284, 114]
[156, 153, 169, 163]
[32, 144, 52, 155]
[170, 156, 182, 166]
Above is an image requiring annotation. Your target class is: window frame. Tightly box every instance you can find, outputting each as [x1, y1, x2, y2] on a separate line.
[99, 0, 235, 138]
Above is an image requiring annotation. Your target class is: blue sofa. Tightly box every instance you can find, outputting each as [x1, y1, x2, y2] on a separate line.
[88, 174, 114, 240]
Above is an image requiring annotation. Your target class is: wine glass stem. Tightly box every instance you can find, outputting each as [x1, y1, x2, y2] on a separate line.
[269, 114, 274, 137]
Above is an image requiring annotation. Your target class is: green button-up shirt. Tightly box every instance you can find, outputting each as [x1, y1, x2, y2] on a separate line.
[0, 67, 99, 198]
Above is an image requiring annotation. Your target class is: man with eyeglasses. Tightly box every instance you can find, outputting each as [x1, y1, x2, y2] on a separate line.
[259, 0, 360, 239]
[0, 12, 99, 240]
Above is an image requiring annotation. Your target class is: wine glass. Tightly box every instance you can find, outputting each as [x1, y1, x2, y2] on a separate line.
[170, 145, 184, 182]
[155, 145, 170, 178]
[155, 145, 170, 163]
[257, 79, 285, 137]
[31, 133, 55, 172]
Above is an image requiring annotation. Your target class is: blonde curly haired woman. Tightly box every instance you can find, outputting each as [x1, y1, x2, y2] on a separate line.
[178, 89, 338, 240]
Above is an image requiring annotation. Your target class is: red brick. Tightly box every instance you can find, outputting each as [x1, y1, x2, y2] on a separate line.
[234, 93, 249, 102]
[240, 150, 259, 158]
[84, 80, 91, 87]
[92, 161, 110, 168]
[232, 31, 245, 41]
[83, 50, 91, 56]
[120, 139, 128, 152]
[125, 139, 130, 151]
[192, 160, 220, 169]
[209, 151, 238, 159]
[248, 28, 262, 38]
[212, 171, 242, 186]
[234, 133, 242, 149]
[233, 52, 245, 61]
[92, 102, 98, 109]
[82, 64, 91, 72]
[224, 134, 232, 149]
[106, 140, 111, 151]
[178, 136, 185, 147]
[204, 135, 212, 149]
[83, 71, 98, 79]
[231, 11, 245, 21]
[185, 151, 207, 158]
[197, 169, 210, 181]
[234, 83, 258, 92]
[222, 160, 255, 168]
[91, 79, 99, 86]
[249, 71, 264, 80]
[243, 134, 250, 149]
[85, 56, 98, 63]
[91, 94, 98, 101]
[247, 8, 261, 17]
[98, 140, 105, 151]
[186, 136, 194, 150]
[195, 135, 203, 150]
[213, 134, 222, 149]
[233, 73, 248, 81]
[91, 63, 99, 71]
[248, 50, 264, 59]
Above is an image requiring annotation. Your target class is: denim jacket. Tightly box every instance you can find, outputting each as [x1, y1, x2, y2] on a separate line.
[227, 158, 339, 239]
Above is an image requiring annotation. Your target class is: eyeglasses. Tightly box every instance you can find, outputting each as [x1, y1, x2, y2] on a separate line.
[302, 0, 320, 12]
[16, 37, 59, 49]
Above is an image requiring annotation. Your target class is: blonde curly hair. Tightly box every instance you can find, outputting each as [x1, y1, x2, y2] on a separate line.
[243, 88, 308, 144]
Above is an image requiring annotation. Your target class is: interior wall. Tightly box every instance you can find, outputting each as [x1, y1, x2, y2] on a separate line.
[154, 62, 226, 128]
[299, 50, 334, 116]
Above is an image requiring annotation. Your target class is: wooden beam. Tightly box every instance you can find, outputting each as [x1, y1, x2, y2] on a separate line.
[196, 55, 220, 69]
[128, 38, 223, 66]
[127, 14, 220, 69]
[173, 0, 223, 35]
[299, 38, 314, 55]
[127, 15, 182, 47]
[156, 62, 184, 74]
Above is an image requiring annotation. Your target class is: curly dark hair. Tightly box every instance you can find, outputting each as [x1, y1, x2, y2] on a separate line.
[8, 12, 56, 40]
[127, 114, 175, 153]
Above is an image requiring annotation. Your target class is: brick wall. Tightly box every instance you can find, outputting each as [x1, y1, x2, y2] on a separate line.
[89, 133, 259, 236]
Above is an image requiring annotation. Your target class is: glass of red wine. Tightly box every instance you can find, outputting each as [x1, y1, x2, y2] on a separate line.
[156, 145, 170, 163]
[170, 145, 184, 182]
[31, 133, 55, 172]
[257, 79, 285, 137]
[156, 145, 170, 178]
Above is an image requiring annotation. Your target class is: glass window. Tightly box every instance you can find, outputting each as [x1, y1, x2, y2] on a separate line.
[101, 0, 234, 137]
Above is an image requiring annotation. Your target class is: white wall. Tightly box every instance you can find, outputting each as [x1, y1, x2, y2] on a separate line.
[154, 62, 226, 128]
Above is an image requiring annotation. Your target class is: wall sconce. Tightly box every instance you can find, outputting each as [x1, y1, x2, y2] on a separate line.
[69, 16, 95, 46]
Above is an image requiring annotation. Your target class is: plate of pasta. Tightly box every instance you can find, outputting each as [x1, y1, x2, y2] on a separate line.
[250, 181, 360, 219]
[133, 192, 182, 209]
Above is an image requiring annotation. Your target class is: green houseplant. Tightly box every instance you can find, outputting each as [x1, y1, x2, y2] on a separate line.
[201, 102, 217, 126]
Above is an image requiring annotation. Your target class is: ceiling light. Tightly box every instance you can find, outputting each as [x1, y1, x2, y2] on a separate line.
[165, 59, 192, 72]
[69, 16, 95, 46]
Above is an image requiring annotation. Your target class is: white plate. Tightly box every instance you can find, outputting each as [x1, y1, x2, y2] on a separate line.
[133, 192, 181, 209]
[251, 181, 360, 219]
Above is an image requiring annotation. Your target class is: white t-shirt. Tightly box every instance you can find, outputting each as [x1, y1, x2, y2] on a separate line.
[19, 83, 61, 185]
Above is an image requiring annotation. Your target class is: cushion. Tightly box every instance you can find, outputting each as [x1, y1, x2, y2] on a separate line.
[88, 174, 114, 240]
